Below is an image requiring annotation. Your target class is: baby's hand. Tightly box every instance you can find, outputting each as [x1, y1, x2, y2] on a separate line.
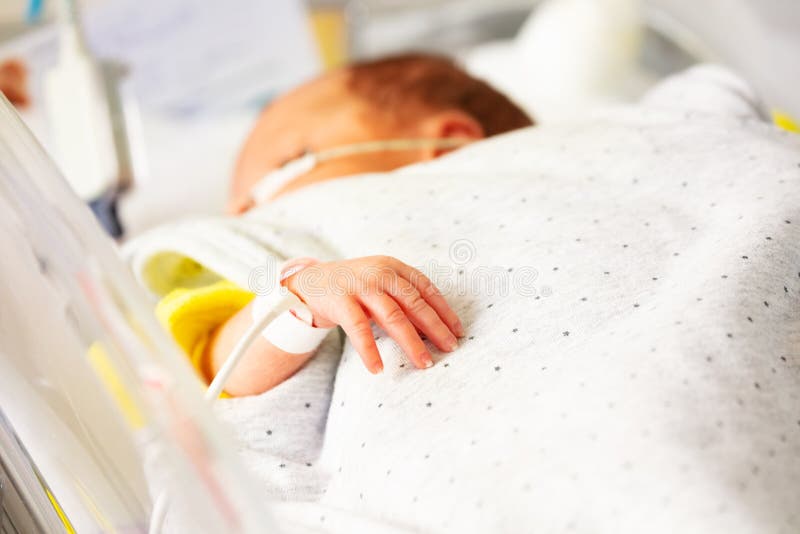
[284, 256, 464, 373]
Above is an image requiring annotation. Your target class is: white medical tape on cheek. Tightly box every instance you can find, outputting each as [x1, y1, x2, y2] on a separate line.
[250, 153, 317, 204]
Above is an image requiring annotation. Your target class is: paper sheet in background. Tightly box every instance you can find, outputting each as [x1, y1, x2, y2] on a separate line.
[84, 0, 321, 114]
[0, 0, 320, 115]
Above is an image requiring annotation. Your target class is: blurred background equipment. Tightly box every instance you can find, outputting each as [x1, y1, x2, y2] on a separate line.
[44, 0, 130, 237]
[0, 0, 321, 238]
[338, 0, 800, 123]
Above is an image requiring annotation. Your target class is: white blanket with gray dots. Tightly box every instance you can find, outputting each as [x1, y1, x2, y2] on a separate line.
[128, 66, 800, 534]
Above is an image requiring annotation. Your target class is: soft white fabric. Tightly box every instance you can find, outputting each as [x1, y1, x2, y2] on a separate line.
[124, 215, 336, 297]
[641, 64, 766, 120]
[126, 66, 800, 533]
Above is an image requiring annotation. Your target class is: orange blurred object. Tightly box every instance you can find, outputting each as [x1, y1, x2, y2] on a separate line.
[0, 59, 30, 108]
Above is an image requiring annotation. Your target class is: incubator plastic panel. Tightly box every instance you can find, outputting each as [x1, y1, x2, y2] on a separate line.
[0, 94, 272, 532]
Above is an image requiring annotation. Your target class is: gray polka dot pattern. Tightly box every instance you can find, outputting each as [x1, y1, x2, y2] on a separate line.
[249, 70, 800, 534]
[135, 67, 800, 533]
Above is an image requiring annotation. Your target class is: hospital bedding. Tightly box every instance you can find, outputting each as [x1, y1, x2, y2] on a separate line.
[126, 66, 800, 533]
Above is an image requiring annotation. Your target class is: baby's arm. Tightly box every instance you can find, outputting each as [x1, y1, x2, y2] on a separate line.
[204, 301, 316, 397]
[204, 255, 464, 397]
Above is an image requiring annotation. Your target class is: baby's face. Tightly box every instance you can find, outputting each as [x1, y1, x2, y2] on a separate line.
[229, 70, 425, 213]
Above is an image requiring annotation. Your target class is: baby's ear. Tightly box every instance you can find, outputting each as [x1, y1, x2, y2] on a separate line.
[418, 109, 484, 159]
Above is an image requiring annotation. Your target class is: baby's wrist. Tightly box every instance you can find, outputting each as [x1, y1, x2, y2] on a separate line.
[281, 257, 319, 298]
[279, 257, 333, 327]
[248, 257, 333, 354]
[279, 257, 319, 286]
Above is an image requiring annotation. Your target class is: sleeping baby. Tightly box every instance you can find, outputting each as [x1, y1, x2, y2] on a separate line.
[158, 53, 533, 396]
[129, 57, 800, 532]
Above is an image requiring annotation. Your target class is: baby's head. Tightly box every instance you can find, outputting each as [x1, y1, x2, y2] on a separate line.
[229, 53, 532, 213]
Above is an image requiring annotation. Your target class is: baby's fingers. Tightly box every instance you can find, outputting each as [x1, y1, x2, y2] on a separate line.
[386, 277, 457, 353]
[336, 298, 384, 374]
[384, 258, 464, 337]
[361, 293, 433, 370]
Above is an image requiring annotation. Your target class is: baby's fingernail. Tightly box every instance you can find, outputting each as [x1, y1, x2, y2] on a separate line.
[421, 354, 434, 368]
[454, 321, 465, 337]
[373, 361, 384, 374]
[446, 336, 458, 351]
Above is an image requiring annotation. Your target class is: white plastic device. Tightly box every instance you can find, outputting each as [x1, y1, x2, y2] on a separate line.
[44, 0, 119, 201]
